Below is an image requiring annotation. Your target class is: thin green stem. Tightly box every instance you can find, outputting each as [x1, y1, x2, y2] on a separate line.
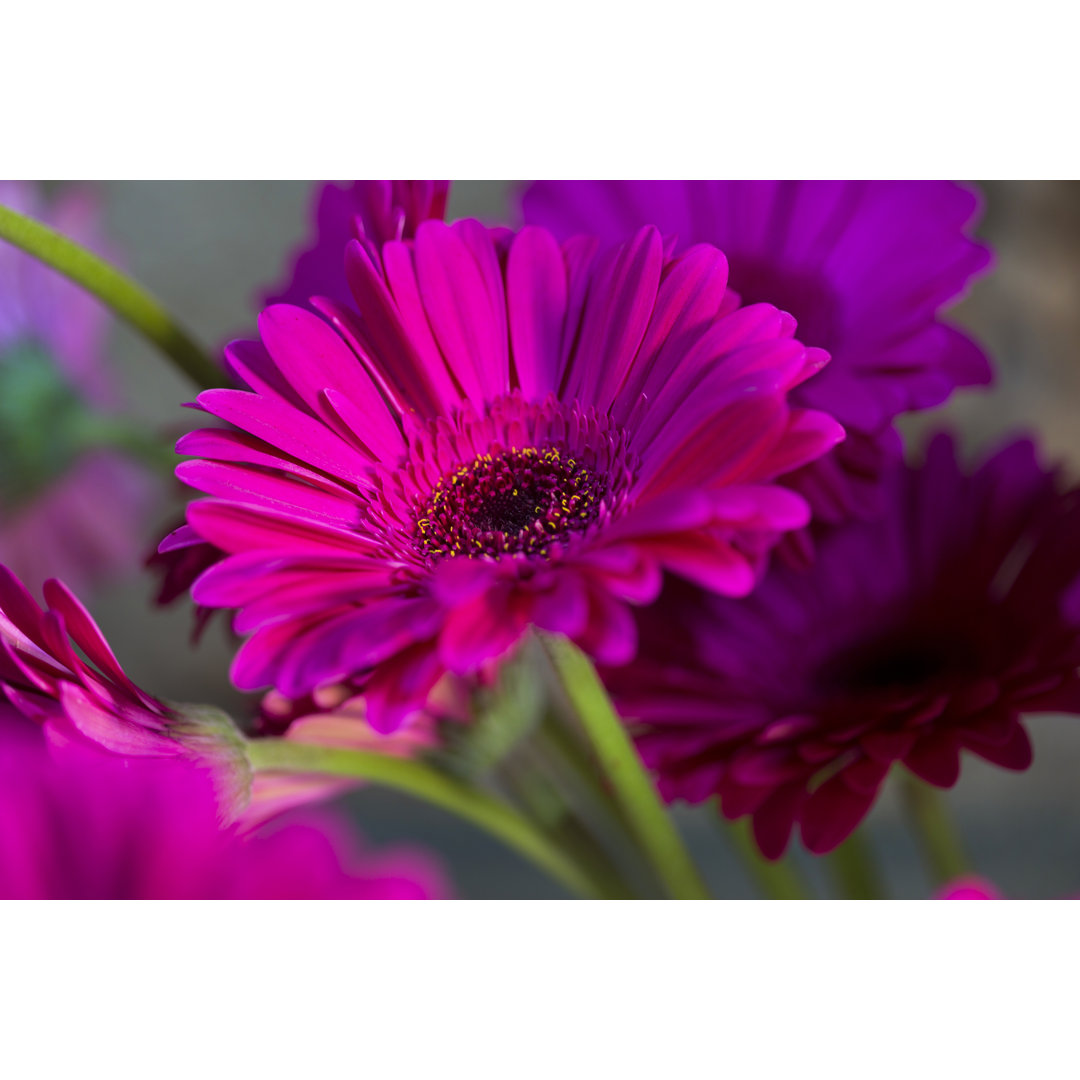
[726, 817, 812, 900]
[825, 829, 885, 899]
[245, 738, 619, 899]
[521, 722, 648, 899]
[541, 635, 711, 900]
[900, 772, 969, 888]
[0, 202, 223, 390]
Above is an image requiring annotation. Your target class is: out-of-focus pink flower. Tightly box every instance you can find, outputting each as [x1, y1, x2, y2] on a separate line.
[176, 219, 843, 731]
[936, 877, 1002, 899]
[0, 733, 447, 899]
[610, 434, 1080, 858]
[0, 181, 154, 594]
[522, 181, 992, 531]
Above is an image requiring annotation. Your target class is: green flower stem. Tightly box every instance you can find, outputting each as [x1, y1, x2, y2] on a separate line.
[244, 738, 620, 900]
[0, 202, 223, 390]
[541, 635, 712, 900]
[900, 772, 969, 887]
[825, 829, 885, 899]
[726, 817, 812, 900]
[523, 722, 652, 899]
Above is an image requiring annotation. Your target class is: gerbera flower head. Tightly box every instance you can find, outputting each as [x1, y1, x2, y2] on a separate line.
[0, 733, 445, 898]
[178, 220, 843, 731]
[522, 181, 992, 525]
[609, 434, 1080, 859]
[0, 181, 154, 592]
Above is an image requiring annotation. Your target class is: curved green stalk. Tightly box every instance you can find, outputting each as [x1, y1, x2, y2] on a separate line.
[244, 738, 619, 899]
[825, 829, 884, 899]
[541, 636, 712, 900]
[0, 201, 223, 390]
[901, 772, 969, 887]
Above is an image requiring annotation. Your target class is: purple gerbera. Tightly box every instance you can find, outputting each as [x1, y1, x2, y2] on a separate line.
[608, 435, 1080, 858]
[177, 219, 843, 731]
[0, 181, 154, 593]
[522, 181, 992, 529]
[263, 180, 451, 310]
[0, 733, 445, 899]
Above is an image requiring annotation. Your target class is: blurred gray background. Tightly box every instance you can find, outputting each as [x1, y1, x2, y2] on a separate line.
[76, 182, 1080, 898]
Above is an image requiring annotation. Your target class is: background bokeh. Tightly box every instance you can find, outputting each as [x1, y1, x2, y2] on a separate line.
[77, 181, 1080, 897]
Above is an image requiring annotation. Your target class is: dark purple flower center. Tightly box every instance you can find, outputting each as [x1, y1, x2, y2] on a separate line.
[415, 445, 606, 559]
[816, 623, 981, 697]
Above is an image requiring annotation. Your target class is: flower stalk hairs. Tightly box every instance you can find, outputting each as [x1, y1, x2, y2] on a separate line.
[0, 179, 1077, 900]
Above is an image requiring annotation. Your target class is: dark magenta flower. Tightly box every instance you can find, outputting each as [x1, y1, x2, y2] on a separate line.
[522, 181, 992, 528]
[0, 181, 153, 592]
[0, 734, 445, 899]
[177, 220, 842, 731]
[608, 435, 1080, 859]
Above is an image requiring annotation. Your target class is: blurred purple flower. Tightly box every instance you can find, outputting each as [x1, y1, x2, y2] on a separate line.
[522, 181, 992, 533]
[609, 435, 1080, 858]
[0, 181, 154, 593]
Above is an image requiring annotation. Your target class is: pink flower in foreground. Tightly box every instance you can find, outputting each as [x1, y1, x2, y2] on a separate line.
[522, 181, 992, 530]
[609, 435, 1080, 858]
[177, 220, 844, 731]
[0, 181, 154, 593]
[0, 734, 445, 899]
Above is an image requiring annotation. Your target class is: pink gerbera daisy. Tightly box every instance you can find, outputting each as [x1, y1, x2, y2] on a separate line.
[608, 434, 1080, 858]
[176, 220, 843, 731]
[0, 733, 445, 899]
[522, 181, 992, 528]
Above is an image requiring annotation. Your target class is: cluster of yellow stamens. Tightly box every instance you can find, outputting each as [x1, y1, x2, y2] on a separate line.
[415, 445, 605, 559]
